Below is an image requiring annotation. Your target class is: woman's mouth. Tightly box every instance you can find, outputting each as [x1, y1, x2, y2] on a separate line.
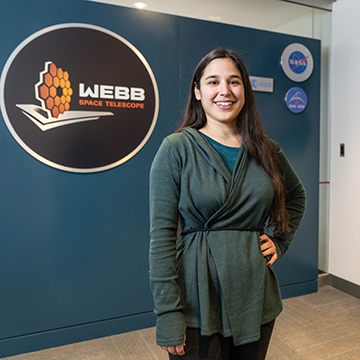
[215, 101, 234, 109]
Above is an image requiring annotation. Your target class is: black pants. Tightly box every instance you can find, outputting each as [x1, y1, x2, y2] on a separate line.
[168, 320, 275, 360]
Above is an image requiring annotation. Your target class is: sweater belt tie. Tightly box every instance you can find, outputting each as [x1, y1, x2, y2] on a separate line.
[181, 226, 263, 236]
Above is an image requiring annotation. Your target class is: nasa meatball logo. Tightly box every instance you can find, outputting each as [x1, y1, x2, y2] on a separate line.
[285, 87, 308, 114]
[280, 43, 314, 82]
[0, 23, 159, 173]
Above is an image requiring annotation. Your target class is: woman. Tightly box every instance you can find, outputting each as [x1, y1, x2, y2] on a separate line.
[149, 48, 306, 360]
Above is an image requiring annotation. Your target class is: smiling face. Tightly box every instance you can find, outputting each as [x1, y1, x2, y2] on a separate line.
[194, 58, 245, 129]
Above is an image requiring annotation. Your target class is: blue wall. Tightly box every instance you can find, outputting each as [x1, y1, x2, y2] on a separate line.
[0, 0, 319, 357]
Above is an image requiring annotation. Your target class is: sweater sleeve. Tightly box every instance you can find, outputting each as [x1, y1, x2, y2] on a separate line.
[149, 138, 187, 346]
[269, 149, 307, 259]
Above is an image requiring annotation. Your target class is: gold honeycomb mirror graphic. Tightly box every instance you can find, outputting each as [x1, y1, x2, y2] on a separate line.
[36, 62, 73, 118]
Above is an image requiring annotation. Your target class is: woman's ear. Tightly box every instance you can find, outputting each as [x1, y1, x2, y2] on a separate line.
[194, 83, 201, 100]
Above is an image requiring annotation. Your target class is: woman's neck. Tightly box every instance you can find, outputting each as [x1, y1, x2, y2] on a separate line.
[199, 122, 242, 148]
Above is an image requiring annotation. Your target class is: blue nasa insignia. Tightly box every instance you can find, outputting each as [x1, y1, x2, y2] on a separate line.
[285, 87, 308, 114]
[280, 43, 313, 82]
[288, 51, 309, 75]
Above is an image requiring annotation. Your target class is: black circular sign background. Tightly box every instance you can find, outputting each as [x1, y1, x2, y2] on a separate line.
[0, 24, 159, 172]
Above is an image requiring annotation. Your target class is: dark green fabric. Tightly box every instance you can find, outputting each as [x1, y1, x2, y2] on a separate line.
[149, 128, 306, 347]
[200, 133, 240, 173]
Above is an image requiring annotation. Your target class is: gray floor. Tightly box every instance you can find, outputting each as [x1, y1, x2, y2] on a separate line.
[3, 286, 360, 360]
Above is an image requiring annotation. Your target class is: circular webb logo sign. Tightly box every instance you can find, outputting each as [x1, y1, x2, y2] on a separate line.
[280, 43, 314, 82]
[0, 23, 159, 173]
[285, 87, 308, 114]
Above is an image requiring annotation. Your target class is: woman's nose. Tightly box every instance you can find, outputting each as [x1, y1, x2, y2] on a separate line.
[219, 82, 231, 96]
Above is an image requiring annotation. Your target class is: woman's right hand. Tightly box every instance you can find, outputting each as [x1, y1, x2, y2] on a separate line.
[160, 334, 186, 356]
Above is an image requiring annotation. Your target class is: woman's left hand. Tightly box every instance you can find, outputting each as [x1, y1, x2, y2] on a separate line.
[260, 234, 278, 266]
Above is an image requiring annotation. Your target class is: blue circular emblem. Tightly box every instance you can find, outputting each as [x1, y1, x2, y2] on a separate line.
[285, 87, 308, 114]
[251, 79, 258, 88]
[281, 43, 313, 82]
[288, 51, 308, 74]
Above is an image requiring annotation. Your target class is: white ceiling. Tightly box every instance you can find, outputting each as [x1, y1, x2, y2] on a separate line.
[86, 0, 317, 31]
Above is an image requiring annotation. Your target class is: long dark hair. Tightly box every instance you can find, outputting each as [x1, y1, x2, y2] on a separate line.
[176, 48, 289, 233]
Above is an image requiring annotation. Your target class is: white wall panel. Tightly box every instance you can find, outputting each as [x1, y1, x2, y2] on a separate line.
[330, 0, 360, 285]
